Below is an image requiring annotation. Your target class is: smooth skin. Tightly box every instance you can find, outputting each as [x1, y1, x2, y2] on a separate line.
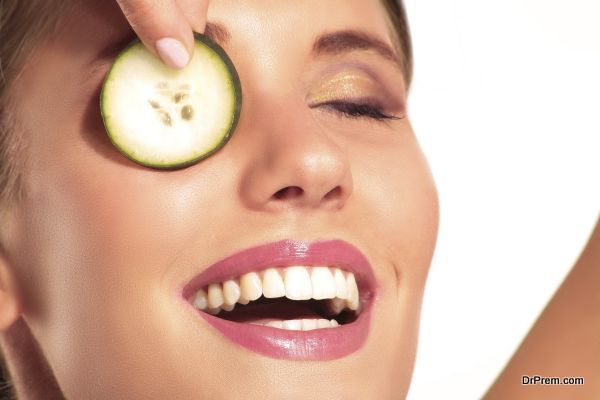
[0, 1, 439, 398]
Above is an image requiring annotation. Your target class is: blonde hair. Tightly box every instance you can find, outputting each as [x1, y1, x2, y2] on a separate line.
[0, 1, 74, 210]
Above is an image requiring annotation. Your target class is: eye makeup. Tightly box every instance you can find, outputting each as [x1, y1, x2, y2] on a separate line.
[306, 64, 405, 122]
[309, 72, 381, 104]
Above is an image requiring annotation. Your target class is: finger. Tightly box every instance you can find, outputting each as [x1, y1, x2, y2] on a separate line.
[116, 0, 194, 69]
[177, 0, 209, 33]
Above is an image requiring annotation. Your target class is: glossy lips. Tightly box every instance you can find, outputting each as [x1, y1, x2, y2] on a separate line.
[181, 239, 377, 360]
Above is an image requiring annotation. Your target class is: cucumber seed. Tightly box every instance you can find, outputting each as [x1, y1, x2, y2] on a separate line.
[181, 105, 194, 121]
[157, 110, 173, 126]
[173, 92, 188, 103]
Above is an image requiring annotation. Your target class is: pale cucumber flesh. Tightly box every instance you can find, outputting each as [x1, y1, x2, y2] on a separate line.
[100, 34, 242, 169]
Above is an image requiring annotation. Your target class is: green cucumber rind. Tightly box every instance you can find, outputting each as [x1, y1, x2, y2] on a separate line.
[100, 33, 242, 170]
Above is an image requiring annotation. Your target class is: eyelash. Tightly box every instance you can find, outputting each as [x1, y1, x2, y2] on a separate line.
[316, 100, 403, 121]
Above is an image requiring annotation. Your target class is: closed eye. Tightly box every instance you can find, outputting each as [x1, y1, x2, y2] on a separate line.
[312, 100, 404, 121]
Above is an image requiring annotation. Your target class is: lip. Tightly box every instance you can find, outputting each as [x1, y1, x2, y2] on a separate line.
[180, 239, 378, 360]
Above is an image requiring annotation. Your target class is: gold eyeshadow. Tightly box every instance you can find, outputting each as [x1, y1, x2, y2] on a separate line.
[308, 70, 383, 104]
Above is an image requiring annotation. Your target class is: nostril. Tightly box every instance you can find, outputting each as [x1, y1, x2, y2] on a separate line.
[273, 186, 304, 200]
[323, 186, 342, 200]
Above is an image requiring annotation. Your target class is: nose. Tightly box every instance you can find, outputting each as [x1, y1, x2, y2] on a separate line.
[238, 101, 353, 212]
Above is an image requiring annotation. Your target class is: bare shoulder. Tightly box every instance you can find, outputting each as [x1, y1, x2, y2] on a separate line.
[484, 218, 600, 399]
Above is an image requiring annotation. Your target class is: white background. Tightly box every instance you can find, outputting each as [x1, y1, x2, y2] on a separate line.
[403, 0, 600, 399]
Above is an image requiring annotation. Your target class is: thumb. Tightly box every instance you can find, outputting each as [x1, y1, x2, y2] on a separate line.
[116, 0, 194, 69]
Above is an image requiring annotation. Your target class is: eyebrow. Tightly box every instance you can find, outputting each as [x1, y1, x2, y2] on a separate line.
[311, 30, 401, 67]
[204, 22, 231, 45]
[204, 23, 401, 69]
[88, 24, 403, 86]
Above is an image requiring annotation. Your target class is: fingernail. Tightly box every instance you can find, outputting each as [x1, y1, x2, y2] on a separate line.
[155, 38, 189, 69]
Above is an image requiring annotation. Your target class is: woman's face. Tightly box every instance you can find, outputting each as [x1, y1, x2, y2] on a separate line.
[3, 0, 438, 398]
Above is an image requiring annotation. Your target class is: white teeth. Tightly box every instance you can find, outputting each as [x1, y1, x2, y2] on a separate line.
[317, 319, 333, 329]
[301, 319, 318, 330]
[222, 279, 241, 305]
[221, 303, 235, 312]
[333, 268, 348, 299]
[247, 318, 342, 330]
[206, 307, 221, 315]
[191, 267, 361, 314]
[240, 272, 262, 301]
[265, 320, 284, 329]
[282, 319, 303, 330]
[191, 289, 208, 309]
[261, 268, 286, 298]
[326, 297, 346, 315]
[310, 267, 336, 300]
[284, 266, 312, 300]
[207, 283, 224, 309]
[345, 272, 359, 311]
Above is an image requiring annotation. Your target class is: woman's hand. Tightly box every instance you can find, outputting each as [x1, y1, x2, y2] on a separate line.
[116, 0, 209, 68]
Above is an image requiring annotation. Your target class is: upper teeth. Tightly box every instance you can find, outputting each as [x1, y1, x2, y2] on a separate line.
[190, 266, 360, 315]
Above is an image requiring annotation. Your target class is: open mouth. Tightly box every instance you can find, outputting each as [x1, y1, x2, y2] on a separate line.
[188, 265, 362, 330]
[181, 239, 376, 360]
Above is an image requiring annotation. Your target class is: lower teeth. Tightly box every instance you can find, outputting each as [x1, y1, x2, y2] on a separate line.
[250, 318, 340, 331]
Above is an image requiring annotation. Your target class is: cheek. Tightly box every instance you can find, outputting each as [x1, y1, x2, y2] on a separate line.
[355, 131, 439, 286]
[17, 134, 229, 311]
[352, 132, 438, 395]
[13, 117, 237, 394]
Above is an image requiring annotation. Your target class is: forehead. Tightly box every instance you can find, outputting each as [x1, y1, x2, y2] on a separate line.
[57, 0, 396, 55]
[26, 0, 400, 94]
[206, 0, 393, 37]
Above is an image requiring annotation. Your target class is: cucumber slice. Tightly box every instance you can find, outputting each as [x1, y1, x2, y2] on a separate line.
[100, 33, 241, 169]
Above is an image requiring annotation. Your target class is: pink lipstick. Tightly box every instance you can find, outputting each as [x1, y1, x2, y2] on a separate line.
[181, 239, 377, 360]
